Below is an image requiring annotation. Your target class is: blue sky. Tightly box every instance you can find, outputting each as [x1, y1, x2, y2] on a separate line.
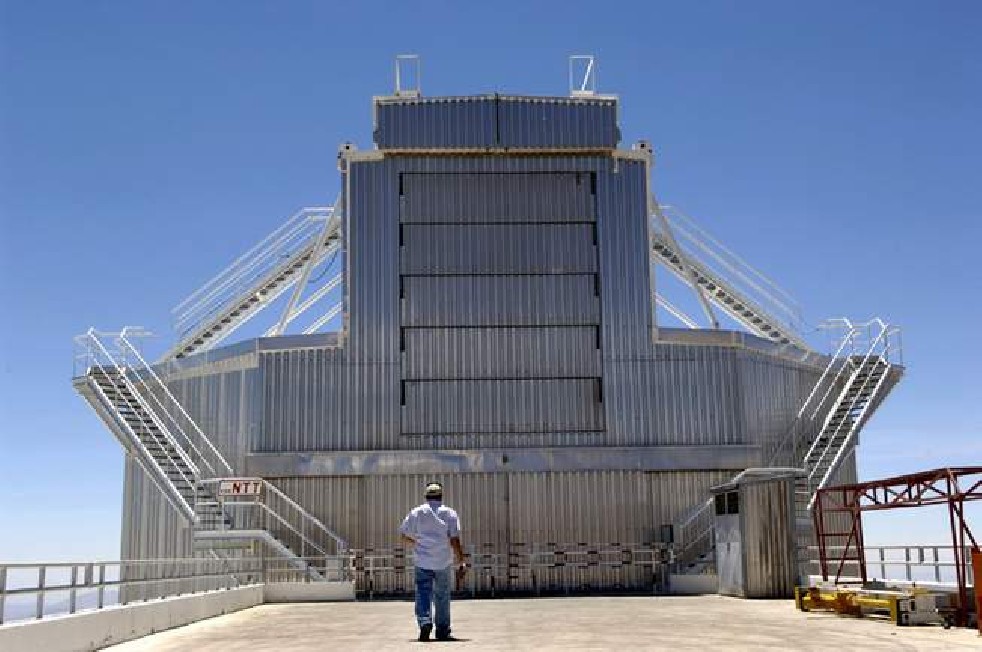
[1, 1, 980, 560]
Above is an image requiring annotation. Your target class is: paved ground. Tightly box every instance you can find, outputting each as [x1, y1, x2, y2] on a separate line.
[107, 596, 981, 651]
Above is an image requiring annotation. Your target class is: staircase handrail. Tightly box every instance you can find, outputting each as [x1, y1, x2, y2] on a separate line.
[198, 479, 347, 555]
[800, 319, 891, 473]
[652, 206, 803, 338]
[263, 480, 348, 552]
[649, 222, 807, 349]
[659, 205, 803, 330]
[81, 330, 200, 479]
[766, 321, 859, 466]
[173, 206, 334, 336]
[118, 328, 233, 476]
[78, 370, 196, 520]
[807, 361, 891, 511]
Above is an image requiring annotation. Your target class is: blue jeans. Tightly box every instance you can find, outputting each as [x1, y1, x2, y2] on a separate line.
[414, 565, 451, 630]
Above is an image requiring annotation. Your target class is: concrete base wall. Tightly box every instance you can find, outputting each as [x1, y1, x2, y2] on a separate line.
[669, 574, 719, 595]
[0, 585, 263, 652]
[263, 582, 356, 602]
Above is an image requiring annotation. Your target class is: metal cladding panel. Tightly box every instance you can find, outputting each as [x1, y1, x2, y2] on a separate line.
[374, 96, 618, 150]
[400, 223, 597, 275]
[121, 458, 193, 560]
[496, 96, 619, 149]
[742, 479, 797, 598]
[400, 172, 595, 224]
[403, 327, 601, 380]
[268, 476, 366, 548]
[257, 348, 346, 452]
[604, 345, 741, 447]
[649, 470, 734, 527]
[402, 275, 599, 327]
[374, 97, 498, 149]
[403, 431, 606, 451]
[595, 158, 654, 360]
[346, 161, 400, 364]
[343, 159, 402, 451]
[737, 350, 825, 463]
[403, 379, 603, 434]
[507, 471, 652, 544]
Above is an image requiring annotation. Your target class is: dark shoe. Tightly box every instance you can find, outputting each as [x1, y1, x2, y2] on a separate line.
[419, 623, 433, 641]
[435, 627, 452, 641]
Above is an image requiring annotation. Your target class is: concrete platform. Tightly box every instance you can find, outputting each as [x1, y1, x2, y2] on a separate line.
[106, 596, 981, 651]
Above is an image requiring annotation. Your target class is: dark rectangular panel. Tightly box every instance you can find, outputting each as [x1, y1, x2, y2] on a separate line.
[497, 96, 619, 149]
[402, 379, 603, 434]
[401, 275, 599, 327]
[374, 97, 497, 149]
[401, 172, 595, 224]
[400, 223, 596, 275]
[403, 326, 600, 380]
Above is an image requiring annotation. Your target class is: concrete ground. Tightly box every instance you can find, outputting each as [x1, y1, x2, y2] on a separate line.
[107, 596, 981, 651]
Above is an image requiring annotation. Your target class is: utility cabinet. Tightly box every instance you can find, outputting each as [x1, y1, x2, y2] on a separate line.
[712, 469, 802, 598]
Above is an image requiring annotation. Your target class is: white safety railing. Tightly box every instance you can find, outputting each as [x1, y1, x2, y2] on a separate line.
[172, 206, 335, 339]
[0, 558, 262, 625]
[197, 479, 347, 558]
[116, 328, 233, 477]
[801, 319, 902, 510]
[352, 542, 670, 598]
[653, 205, 804, 342]
[672, 498, 715, 574]
[803, 545, 976, 587]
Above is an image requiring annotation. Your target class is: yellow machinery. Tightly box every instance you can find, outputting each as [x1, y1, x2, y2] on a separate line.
[795, 584, 952, 628]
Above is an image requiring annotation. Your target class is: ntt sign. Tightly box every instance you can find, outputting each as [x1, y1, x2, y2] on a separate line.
[218, 478, 263, 497]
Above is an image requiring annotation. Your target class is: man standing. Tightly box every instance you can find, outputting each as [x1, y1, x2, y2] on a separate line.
[398, 482, 466, 641]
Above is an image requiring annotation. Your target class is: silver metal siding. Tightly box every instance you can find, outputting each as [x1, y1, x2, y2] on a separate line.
[159, 353, 260, 473]
[121, 457, 193, 560]
[496, 96, 619, 149]
[742, 479, 797, 598]
[403, 379, 604, 435]
[401, 172, 595, 223]
[375, 97, 497, 149]
[403, 327, 601, 380]
[258, 347, 346, 452]
[400, 223, 597, 275]
[344, 160, 401, 451]
[374, 96, 618, 150]
[402, 275, 600, 327]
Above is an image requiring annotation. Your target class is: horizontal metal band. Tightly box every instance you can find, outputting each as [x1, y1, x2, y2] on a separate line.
[246, 445, 761, 477]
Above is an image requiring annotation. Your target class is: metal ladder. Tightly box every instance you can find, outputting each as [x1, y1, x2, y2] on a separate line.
[74, 328, 346, 578]
[165, 203, 343, 361]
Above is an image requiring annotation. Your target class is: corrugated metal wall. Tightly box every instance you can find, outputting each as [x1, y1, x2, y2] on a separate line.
[741, 479, 797, 598]
[121, 457, 194, 560]
[166, 355, 259, 470]
[374, 96, 618, 150]
[118, 96, 867, 598]
[270, 469, 730, 594]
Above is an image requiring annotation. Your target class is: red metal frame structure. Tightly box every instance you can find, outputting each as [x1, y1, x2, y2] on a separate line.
[813, 467, 982, 627]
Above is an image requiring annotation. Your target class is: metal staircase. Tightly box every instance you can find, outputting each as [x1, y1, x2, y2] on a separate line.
[74, 328, 346, 578]
[794, 322, 899, 516]
[670, 319, 902, 578]
[165, 204, 342, 361]
[650, 204, 809, 351]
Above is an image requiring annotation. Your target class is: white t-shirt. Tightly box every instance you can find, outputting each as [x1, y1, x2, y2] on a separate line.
[399, 501, 461, 570]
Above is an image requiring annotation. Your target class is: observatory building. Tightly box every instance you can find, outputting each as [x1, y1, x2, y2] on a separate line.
[74, 62, 902, 595]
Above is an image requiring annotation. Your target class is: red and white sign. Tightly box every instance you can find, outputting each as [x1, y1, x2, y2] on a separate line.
[218, 478, 263, 497]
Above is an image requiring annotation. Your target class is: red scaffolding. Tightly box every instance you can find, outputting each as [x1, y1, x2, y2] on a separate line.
[813, 466, 982, 627]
